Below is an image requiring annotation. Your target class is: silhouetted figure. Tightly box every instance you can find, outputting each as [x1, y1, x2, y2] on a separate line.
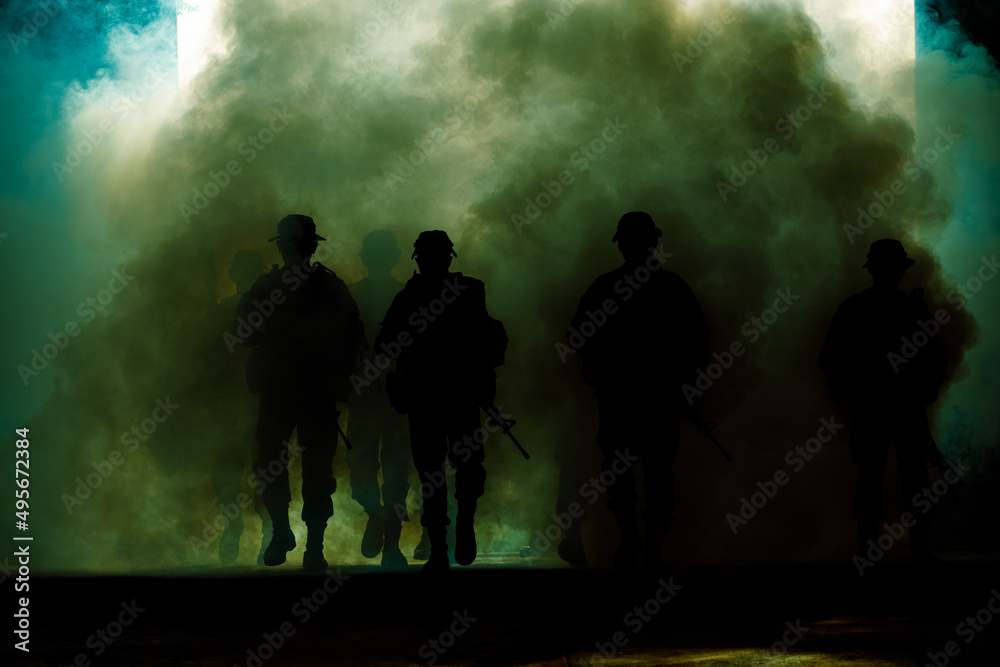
[570, 212, 709, 570]
[212, 249, 272, 564]
[554, 448, 591, 568]
[819, 238, 947, 563]
[376, 230, 499, 573]
[233, 215, 362, 571]
[346, 231, 412, 568]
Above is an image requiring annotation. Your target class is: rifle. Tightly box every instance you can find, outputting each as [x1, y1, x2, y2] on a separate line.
[677, 399, 733, 462]
[334, 412, 353, 450]
[483, 405, 530, 460]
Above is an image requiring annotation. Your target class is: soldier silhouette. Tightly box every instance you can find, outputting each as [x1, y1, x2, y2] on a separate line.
[819, 238, 947, 563]
[232, 214, 362, 570]
[553, 445, 591, 568]
[346, 231, 413, 568]
[211, 249, 272, 564]
[375, 230, 500, 573]
[570, 211, 709, 570]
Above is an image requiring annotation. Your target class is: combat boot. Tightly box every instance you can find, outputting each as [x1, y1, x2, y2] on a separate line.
[558, 536, 588, 569]
[422, 525, 449, 574]
[303, 522, 328, 572]
[381, 518, 407, 569]
[413, 526, 431, 561]
[263, 515, 296, 566]
[257, 512, 273, 566]
[455, 501, 477, 566]
[361, 505, 386, 559]
[612, 509, 641, 571]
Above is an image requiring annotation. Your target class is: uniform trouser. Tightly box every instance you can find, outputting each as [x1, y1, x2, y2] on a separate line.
[254, 388, 339, 527]
[555, 426, 592, 542]
[850, 404, 932, 552]
[346, 390, 411, 517]
[596, 392, 680, 534]
[408, 401, 486, 533]
[211, 424, 268, 523]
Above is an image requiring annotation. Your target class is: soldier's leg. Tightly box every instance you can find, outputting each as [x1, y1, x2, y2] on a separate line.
[406, 428, 432, 563]
[297, 392, 339, 571]
[346, 396, 387, 559]
[211, 439, 248, 563]
[246, 418, 272, 565]
[409, 408, 450, 571]
[211, 443, 246, 508]
[640, 410, 680, 569]
[596, 395, 641, 570]
[379, 404, 412, 567]
[255, 392, 297, 565]
[346, 398, 384, 513]
[412, 523, 432, 561]
[893, 406, 934, 560]
[449, 403, 485, 566]
[253, 481, 272, 566]
[229, 396, 271, 565]
[849, 407, 891, 553]
[555, 423, 593, 568]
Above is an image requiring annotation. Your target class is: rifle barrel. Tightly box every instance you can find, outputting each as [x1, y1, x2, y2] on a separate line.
[706, 432, 733, 462]
[506, 429, 530, 460]
[678, 401, 734, 462]
[336, 421, 353, 450]
[485, 406, 530, 460]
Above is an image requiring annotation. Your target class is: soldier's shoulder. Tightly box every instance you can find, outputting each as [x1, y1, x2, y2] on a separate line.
[313, 262, 347, 285]
[856, 287, 909, 303]
[588, 268, 625, 291]
[389, 274, 423, 305]
[451, 272, 485, 292]
[836, 291, 867, 311]
[655, 268, 692, 288]
[313, 263, 357, 302]
[402, 272, 423, 290]
[249, 265, 283, 290]
[836, 289, 899, 315]
[576, 271, 616, 305]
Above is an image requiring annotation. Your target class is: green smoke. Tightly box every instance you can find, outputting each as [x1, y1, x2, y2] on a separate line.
[1, 0, 996, 572]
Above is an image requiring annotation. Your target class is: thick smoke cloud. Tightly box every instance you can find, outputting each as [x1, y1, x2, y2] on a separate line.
[1, 0, 996, 572]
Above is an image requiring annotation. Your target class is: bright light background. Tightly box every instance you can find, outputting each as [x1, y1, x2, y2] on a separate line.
[176, 0, 227, 95]
[177, 1, 914, 113]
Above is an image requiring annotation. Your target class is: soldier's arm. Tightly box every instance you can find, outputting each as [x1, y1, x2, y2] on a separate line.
[468, 278, 491, 325]
[818, 300, 854, 404]
[568, 281, 602, 348]
[469, 278, 495, 367]
[461, 277, 499, 405]
[230, 277, 268, 347]
[337, 277, 364, 360]
[375, 289, 409, 353]
[818, 301, 850, 372]
[675, 276, 710, 373]
[322, 275, 362, 403]
[568, 279, 609, 386]
[347, 281, 376, 356]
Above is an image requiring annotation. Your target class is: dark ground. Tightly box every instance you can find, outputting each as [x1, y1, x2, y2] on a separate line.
[8, 550, 1000, 667]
